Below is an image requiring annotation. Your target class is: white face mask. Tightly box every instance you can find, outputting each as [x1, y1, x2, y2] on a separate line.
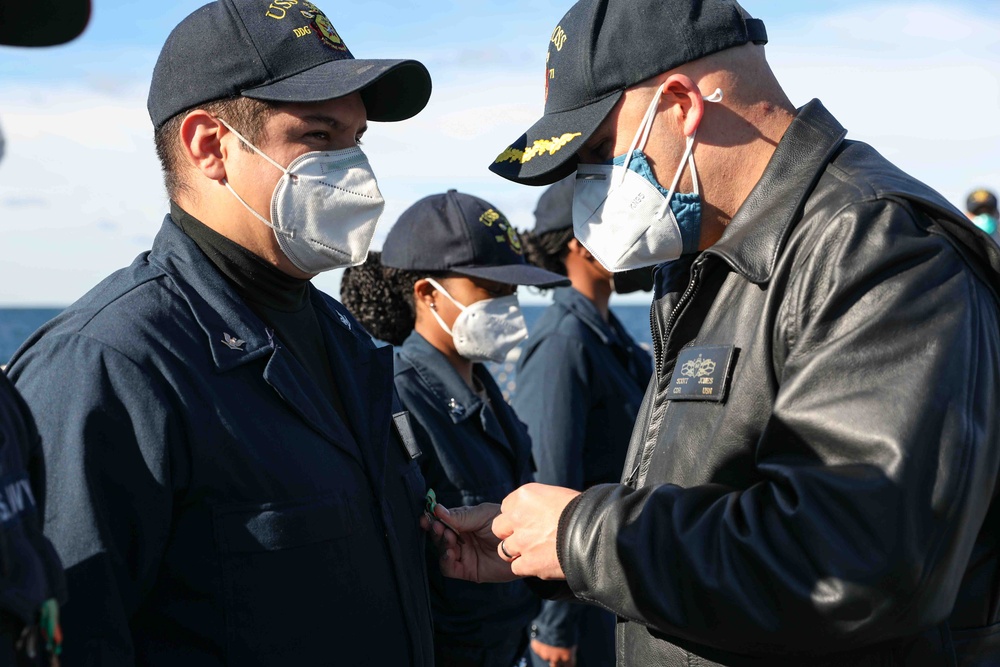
[217, 118, 386, 275]
[425, 278, 528, 363]
[573, 85, 723, 273]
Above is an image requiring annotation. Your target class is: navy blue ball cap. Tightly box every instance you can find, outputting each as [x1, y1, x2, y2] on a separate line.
[382, 190, 570, 288]
[148, 0, 431, 130]
[490, 0, 767, 186]
[532, 175, 576, 235]
[0, 0, 90, 47]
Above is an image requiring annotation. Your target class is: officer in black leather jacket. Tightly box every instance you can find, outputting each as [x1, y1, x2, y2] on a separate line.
[424, 1, 1000, 666]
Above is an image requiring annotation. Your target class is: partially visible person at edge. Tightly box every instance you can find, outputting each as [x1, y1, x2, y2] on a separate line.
[341, 190, 568, 667]
[0, 1, 93, 663]
[514, 177, 653, 667]
[423, 1, 1000, 665]
[966, 188, 1000, 246]
[5, 0, 437, 664]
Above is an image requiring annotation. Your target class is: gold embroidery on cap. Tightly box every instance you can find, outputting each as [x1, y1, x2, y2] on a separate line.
[505, 224, 523, 255]
[550, 26, 568, 52]
[494, 133, 583, 165]
[479, 209, 501, 227]
[265, 0, 299, 20]
[300, 1, 348, 51]
[479, 209, 523, 254]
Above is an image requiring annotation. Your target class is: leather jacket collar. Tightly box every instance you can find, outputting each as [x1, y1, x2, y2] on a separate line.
[708, 99, 848, 284]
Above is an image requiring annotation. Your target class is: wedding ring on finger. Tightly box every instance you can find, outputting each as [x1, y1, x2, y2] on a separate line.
[500, 539, 517, 560]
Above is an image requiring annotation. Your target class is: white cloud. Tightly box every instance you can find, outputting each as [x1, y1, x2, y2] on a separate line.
[1, 2, 998, 306]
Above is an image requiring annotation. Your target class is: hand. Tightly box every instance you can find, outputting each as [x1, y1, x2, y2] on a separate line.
[530, 639, 577, 667]
[491, 483, 580, 580]
[420, 503, 520, 583]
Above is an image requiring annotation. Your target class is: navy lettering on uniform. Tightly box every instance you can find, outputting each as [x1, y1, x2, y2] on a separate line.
[668, 345, 737, 403]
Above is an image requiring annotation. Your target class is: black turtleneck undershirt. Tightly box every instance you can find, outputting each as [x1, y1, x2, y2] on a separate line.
[171, 201, 347, 422]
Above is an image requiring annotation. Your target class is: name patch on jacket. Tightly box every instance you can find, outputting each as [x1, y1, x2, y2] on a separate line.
[393, 411, 422, 460]
[668, 345, 737, 403]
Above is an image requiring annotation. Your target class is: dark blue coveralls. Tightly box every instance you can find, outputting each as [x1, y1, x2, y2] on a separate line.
[512, 287, 652, 667]
[394, 331, 539, 667]
[6, 216, 434, 666]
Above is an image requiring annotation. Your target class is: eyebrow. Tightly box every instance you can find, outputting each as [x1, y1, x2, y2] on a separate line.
[300, 114, 368, 135]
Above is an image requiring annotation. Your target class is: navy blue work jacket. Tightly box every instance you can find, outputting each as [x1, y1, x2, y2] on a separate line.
[0, 373, 64, 640]
[393, 332, 538, 654]
[6, 216, 433, 666]
[512, 287, 652, 649]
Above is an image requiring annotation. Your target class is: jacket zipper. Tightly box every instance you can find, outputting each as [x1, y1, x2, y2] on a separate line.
[625, 260, 704, 487]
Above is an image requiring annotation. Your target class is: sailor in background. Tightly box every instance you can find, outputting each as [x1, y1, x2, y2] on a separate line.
[514, 177, 652, 667]
[341, 190, 567, 667]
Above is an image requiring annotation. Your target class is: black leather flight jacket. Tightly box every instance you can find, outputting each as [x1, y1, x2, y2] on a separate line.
[555, 100, 1000, 666]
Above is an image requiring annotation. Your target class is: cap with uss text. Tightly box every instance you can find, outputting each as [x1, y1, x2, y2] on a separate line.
[381, 190, 570, 288]
[147, 0, 432, 130]
[490, 0, 767, 186]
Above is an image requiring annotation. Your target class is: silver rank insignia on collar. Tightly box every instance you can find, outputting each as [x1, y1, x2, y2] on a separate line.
[447, 398, 465, 418]
[337, 311, 352, 331]
[221, 333, 246, 351]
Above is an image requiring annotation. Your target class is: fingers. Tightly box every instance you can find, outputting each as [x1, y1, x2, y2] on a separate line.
[509, 553, 530, 578]
[425, 515, 457, 557]
[438, 547, 462, 579]
[435, 502, 500, 533]
[497, 538, 519, 563]
[491, 511, 513, 540]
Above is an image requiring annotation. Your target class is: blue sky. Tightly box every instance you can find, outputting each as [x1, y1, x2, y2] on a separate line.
[1, 0, 999, 305]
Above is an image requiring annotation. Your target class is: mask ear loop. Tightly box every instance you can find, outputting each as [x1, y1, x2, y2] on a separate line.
[654, 88, 723, 221]
[215, 117, 294, 234]
[617, 84, 666, 188]
[216, 117, 288, 174]
[425, 277, 466, 337]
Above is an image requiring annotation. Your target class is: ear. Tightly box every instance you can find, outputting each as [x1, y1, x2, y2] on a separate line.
[413, 278, 437, 310]
[567, 237, 593, 260]
[661, 73, 706, 138]
[178, 110, 229, 183]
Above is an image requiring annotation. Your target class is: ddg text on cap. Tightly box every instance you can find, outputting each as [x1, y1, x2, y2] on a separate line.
[148, 0, 431, 129]
[490, 0, 766, 186]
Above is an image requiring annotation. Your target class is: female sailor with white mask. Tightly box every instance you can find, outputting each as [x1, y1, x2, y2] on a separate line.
[340, 190, 568, 667]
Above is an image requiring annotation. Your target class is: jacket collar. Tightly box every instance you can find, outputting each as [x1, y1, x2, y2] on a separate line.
[148, 215, 276, 371]
[399, 331, 494, 425]
[706, 99, 848, 284]
[147, 214, 361, 370]
[148, 214, 390, 471]
[552, 287, 625, 347]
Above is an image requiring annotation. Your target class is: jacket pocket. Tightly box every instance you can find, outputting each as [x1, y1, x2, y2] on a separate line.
[213, 495, 355, 665]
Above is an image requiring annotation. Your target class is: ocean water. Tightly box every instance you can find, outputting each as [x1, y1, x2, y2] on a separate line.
[0, 308, 62, 365]
[0, 305, 654, 393]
